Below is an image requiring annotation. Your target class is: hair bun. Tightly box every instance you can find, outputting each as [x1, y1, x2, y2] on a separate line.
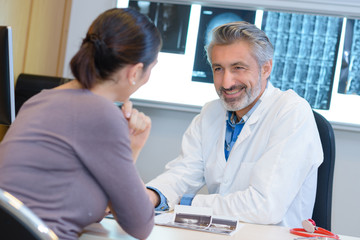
[86, 33, 106, 51]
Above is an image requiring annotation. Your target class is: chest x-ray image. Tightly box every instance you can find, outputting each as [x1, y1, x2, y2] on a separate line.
[129, 0, 191, 54]
[338, 19, 360, 96]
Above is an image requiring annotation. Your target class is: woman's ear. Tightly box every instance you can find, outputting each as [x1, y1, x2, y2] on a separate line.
[127, 63, 144, 86]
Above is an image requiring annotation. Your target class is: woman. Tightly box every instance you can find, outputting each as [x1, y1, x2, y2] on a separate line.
[0, 8, 162, 240]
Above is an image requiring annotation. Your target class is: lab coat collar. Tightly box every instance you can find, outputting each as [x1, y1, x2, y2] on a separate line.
[231, 81, 275, 148]
[242, 81, 274, 126]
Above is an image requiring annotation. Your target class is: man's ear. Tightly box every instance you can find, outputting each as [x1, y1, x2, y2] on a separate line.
[262, 59, 272, 80]
[127, 62, 144, 85]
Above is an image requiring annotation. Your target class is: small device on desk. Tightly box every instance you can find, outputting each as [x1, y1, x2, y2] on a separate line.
[290, 219, 340, 239]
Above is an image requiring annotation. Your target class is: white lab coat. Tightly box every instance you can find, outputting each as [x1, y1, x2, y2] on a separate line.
[147, 82, 323, 228]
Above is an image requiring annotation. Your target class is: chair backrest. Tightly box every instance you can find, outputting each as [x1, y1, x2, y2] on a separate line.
[0, 188, 58, 240]
[312, 110, 336, 231]
[15, 73, 72, 115]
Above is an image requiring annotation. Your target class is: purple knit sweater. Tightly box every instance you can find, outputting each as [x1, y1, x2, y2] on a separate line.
[0, 89, 154, 239]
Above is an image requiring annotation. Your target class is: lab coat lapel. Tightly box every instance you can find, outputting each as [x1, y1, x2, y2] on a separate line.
[215, 112, 228, 169]
[231, 82, 274, 151]
[233, 114, 259, 148]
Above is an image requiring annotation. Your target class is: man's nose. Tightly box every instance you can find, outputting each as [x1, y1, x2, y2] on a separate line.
[222, 69, 234, 89]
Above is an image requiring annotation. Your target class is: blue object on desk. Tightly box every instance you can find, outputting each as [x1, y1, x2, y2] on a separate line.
[180, 194, 195, 206]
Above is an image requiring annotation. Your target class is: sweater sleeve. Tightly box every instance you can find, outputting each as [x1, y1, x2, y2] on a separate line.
[73, 100, 154, 239]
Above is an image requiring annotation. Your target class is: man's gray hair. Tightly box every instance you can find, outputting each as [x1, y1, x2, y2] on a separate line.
[206, 21, 274, 68]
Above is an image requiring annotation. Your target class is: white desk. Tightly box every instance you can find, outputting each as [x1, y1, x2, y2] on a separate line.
[79, 218, 360, 240]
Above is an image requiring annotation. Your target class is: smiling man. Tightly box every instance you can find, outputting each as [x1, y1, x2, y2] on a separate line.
[146, 21, 323, 228]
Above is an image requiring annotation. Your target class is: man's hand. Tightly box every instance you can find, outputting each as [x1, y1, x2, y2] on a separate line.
[146, 188, 160, 207]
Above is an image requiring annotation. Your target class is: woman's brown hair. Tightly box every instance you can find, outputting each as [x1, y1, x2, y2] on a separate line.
[70, 8, 162, 89]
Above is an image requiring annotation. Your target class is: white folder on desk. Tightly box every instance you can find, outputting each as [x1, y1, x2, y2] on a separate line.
[155, 205, 241, 235]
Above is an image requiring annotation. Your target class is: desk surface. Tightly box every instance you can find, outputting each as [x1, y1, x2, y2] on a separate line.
[79, 218, 360, 240]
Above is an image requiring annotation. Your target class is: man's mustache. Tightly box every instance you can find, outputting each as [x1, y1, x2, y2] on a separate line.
[220, 84, 247, 93]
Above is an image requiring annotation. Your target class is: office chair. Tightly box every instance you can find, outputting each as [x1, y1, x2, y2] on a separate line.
[311, 110, 336, 231]
[15, 73, 72, 115]
[0, 188, 58, 240]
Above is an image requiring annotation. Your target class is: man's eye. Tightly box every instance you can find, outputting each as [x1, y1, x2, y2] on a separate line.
[213, 67, 221, 72]
[235, 66, 245, 70]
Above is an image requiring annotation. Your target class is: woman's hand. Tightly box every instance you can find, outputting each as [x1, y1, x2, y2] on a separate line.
[121, 100, 151, 163]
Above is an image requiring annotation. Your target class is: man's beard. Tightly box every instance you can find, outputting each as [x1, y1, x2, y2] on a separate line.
[217, 75, 262, 111]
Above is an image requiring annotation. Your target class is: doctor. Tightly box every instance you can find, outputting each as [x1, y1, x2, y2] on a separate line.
[146, 21, 323, 228]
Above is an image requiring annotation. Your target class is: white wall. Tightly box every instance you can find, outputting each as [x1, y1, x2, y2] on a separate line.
[332, 129, 360, 237]
[62, 0, 117, 77]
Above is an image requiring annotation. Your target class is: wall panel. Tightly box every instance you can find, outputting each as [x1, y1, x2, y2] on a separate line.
[0, 0, 71, 139]
[0, 0, 32, 82]
[24, 0, 67, 76]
